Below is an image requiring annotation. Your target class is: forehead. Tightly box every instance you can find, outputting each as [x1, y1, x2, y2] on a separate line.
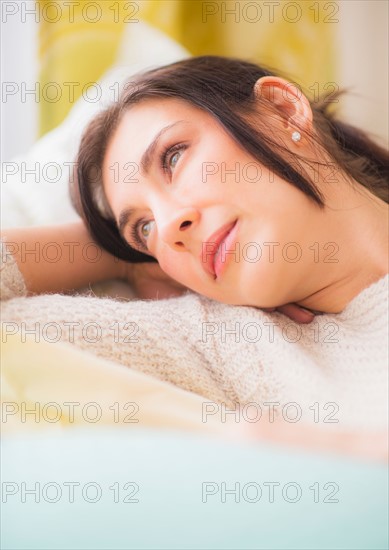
[105, 97, 209, 160]
[102, 98, 215, 208]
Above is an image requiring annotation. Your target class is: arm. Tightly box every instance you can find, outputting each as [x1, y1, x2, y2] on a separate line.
[2, 242, 386, 439]
[0, 220, 316, 322]
[0, 228, 319, 408]
[0, 235, 231, 402]
[1, 294, 231, 406]
[0, 220, 122, 296]
[0, 220, 188, 300]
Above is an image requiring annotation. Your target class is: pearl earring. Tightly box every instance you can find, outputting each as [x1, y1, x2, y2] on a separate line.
[291, 131, 301, 142]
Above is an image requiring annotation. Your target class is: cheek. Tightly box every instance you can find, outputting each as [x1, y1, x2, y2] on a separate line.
[158, 252, 184, 281]
[158, 250, 200, 289]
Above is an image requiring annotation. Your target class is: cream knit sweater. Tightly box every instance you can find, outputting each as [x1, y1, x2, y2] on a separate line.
[1, 239, 388, 431]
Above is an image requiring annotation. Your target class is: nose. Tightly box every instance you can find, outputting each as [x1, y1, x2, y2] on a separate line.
[158, 207, 200, 251]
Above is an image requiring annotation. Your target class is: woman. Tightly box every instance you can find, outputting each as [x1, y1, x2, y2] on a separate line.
[1, 56, 388, 434]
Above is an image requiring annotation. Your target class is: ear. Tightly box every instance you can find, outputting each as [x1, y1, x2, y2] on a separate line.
[253, 76, 313, 136]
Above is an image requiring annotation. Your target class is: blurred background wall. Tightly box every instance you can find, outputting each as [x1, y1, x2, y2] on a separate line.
[1, 0, 388, 161]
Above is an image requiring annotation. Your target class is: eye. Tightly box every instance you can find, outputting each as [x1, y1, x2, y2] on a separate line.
[160, 143, 187, 174]
[140, 220, 153, 239]
[129, 219, 155, 252]
[169, 151, 181, 170]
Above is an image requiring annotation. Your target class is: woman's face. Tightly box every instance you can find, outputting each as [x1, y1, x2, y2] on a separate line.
[103, 97, 322, 307]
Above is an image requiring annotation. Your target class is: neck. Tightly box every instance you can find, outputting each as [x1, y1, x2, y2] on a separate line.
[296, 182, 388, 314]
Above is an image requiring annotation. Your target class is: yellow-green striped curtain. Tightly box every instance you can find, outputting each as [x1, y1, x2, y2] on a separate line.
[38, 0, 126, 134]
[38, 0, 337, 135]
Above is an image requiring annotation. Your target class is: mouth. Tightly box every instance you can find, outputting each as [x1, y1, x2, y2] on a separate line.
[201, 219, 238, 279]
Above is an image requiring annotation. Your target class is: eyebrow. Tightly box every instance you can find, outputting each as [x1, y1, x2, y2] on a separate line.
[140, 120, 185, 176]
[117, 120, 186, 240]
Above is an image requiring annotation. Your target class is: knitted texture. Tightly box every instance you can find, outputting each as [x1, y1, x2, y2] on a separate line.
[0, 239, 27, 301]
[1, 239, 388, 430]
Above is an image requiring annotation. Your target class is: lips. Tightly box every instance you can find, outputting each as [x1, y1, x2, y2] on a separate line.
[201, 220, 237, 278]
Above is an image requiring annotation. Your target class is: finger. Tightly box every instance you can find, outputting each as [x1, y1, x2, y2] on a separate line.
[276, 303, 315, 324]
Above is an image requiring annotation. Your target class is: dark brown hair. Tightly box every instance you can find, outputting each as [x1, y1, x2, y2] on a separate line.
[72, 55, 389, 263]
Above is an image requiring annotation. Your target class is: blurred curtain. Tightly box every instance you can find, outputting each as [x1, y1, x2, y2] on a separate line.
[38, 0, 126, 134]
[38, 0, 336, 135]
